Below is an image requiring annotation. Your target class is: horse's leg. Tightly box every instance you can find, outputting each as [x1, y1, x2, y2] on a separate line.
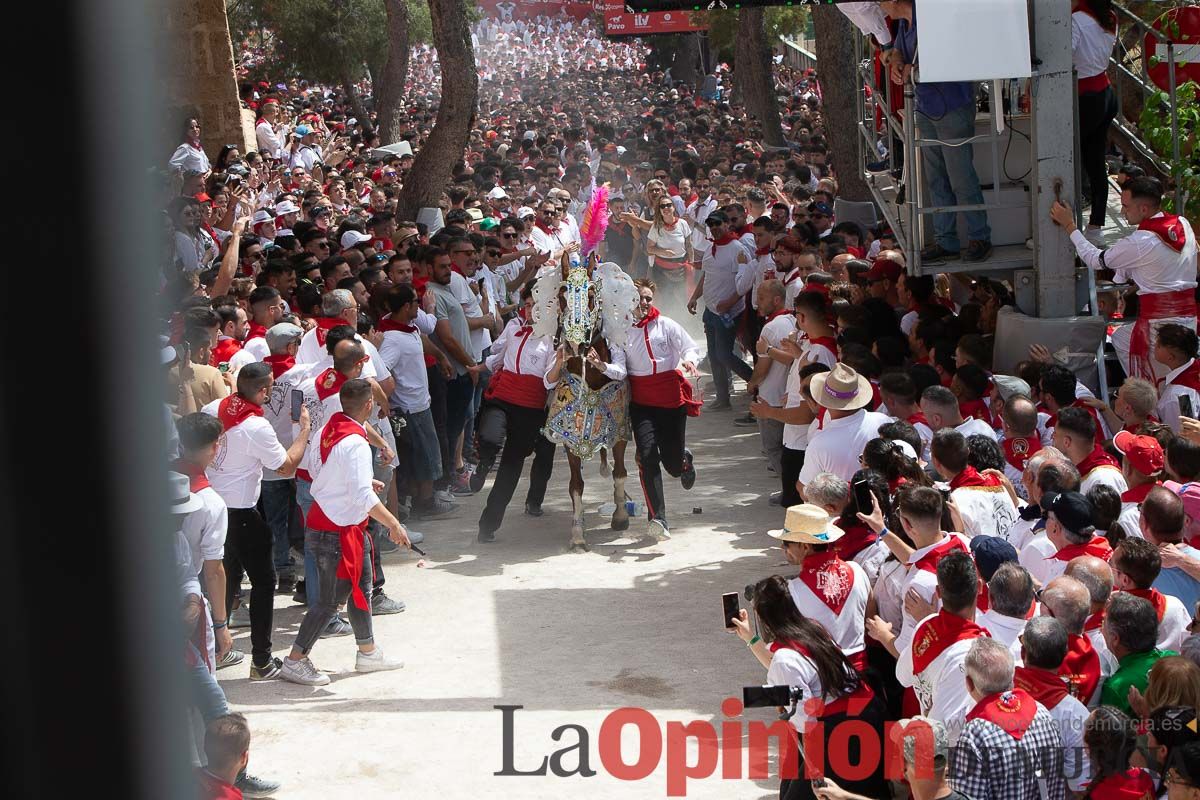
[567, 452, 588, 552]
[599, 447, 611, 478]
[610, 440, 630, 531]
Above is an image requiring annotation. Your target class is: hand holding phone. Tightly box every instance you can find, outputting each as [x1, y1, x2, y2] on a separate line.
[291, 389, 304, 422]
[1181, 393, 1194, 420]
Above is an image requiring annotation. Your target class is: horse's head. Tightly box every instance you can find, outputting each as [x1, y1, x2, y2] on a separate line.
[559, 259, 599, 347]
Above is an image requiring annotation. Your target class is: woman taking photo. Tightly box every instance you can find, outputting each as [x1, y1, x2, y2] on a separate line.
[732, 574, 887, 800]
[1083, 706, 1156, 799]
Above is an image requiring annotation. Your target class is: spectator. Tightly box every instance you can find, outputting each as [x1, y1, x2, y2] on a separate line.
[1065, 555, 1121, 672]
[931, 429, 1019, 541]
[1101, 592, 1179, 715]
[977, 562, 1034, 651]
[1111, 537, 1191, 652]
[1114, 430, 1166, 533]
[1082, 707, 1155, 800]
[1042, 490, 1112, 583]
[919, 385, 994, 441]
[797, 364, 891, 494]
[1140, 485, 1200, 614]
[197, 714, 252, 800]
[1038, 575, 1109, 706]
[688, 210, 754, 410]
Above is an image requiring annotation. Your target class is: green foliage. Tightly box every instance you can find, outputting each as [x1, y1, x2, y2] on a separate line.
[1138, 80, 1200, 219]
[702, 6, 809, 65]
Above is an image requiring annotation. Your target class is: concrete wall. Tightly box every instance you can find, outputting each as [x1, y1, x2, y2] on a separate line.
[160, 0, 252, 161]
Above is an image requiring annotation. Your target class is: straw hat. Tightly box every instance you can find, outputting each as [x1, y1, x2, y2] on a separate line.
[767, 504, 845, 544]
[809, 362, 872, 411]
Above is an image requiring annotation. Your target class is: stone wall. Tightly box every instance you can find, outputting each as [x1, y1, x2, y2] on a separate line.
[160, 0, 252, 161]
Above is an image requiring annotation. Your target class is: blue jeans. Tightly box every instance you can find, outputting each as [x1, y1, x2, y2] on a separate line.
[296, 478, 318, 596]
[916, 102, 991, 251]
[441, 374, 474, 484]
[703, 308, 752, 403]
[186, 645, 229, 722]
[260, 478, 296, 577]
[293, 529, 375, 654]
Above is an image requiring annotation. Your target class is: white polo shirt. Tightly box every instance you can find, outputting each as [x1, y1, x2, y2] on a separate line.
[200, 399, 288, 509]
[798, 409, 891, 485]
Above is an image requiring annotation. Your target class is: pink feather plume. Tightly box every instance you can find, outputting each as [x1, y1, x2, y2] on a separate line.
[578, 184, 609, 256]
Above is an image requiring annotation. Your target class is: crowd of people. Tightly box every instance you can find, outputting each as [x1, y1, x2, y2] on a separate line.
[162, 3, 1200, 798]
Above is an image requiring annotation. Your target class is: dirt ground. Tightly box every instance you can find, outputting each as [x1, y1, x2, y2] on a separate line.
[221, 381, 798, 799]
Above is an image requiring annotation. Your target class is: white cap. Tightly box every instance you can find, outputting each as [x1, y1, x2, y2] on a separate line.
[516, 206, 535, 219]
[275, 200, 301, 216]
[487, 186, 509, 200]
[340, 230, 372, 249]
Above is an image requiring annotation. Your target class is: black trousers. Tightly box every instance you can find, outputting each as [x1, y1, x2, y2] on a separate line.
[426, 364, 449, 491]
[778, 694, 888, 800]
[224, 507, 276, 667]
[781, 446, 805, 507]
[477, 400, 556, 535]
[1079, 86, 1118, 228]
[631, 402, 687, 524]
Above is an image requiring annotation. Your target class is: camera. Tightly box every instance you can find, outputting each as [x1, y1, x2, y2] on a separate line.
[743, 684, 801, 709]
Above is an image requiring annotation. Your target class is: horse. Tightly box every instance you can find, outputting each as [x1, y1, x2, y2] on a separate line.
[532, 252, 639, 551]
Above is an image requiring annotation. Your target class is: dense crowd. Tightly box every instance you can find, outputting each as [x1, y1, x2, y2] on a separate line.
[164, 3, 1200, 799]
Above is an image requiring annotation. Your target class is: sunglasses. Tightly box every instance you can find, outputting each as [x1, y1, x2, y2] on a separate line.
[541, 210, 559, 216]
[501, 232, 518, 238]
[659, 204, 674, 210]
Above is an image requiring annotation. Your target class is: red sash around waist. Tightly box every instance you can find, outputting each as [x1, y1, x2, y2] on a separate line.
[629, 371, 702, 416]
[485, 369, 548, 410]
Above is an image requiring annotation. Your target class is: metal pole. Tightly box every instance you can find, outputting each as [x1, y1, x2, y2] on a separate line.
[1168, 42, 1184, 214]
[904, 81, 918, 272]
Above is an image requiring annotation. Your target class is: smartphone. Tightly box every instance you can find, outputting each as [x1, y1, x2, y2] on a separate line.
[218, 362, 230, 374]
[811, 778, 827, 790]
[291, 389, 304, 422]
[742, 685, 793, 708]
[852, 478, 874, 513]
[1181, 394, 1194, 420]
[722, 592, 740, 629]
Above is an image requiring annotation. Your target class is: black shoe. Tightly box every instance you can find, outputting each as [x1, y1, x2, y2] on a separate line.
[962, 239, 993, 262]
[680, 448, 696, 491]
[866, 158, 891, 173]
[478, 529, 496, 543]
[249, 657, 283, 681]
[275, 574, 295, 595]
[470, 459, 494, 493]
[919, 244, 960, 264]
[292, 579, 307, 606]
[235, 772, 281, 798]
[525, 503, 544, 517]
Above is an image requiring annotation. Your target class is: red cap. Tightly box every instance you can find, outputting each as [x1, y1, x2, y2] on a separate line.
[865, 258, 903, 283]
[193, 192, 212, 204]
[1114, 430, 1165, 475]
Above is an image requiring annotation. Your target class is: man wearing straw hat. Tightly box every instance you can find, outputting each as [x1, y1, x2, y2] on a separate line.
[797, 363, 891, 497]
[769, 504, 872, 672]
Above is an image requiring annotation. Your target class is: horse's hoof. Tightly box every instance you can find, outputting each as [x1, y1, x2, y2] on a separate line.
[569, 540, 590, 553]
[610, 512, 630, 531]
[599, 463, 612, 478]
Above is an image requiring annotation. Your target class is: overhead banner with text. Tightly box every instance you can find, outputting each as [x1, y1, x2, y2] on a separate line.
[603, 1, 705, 36]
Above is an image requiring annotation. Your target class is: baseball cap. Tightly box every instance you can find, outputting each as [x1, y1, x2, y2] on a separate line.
[1165, 480, 1200, 525]
[275, 200, 301, 216]
[295, 124, 313, 137]
[992, 375, 1032, 403]
[480, 218, 500, 231]
[704, 210, 729, 227]
[266, 322, 304, 350]
[523, 130, 537, 141]
[636, 162, 653, 171]
[340, 230, 372, 249]
[1044, 491, 1095, 536]
[810, 202, 833, 217]
[1113, 430, 1165, 475]
[865, 258, 903, 283]
[516, 206, 535, 219]
[193, 192, 212, 204]
[487, 186, 509, 200]
[970, 536, 1019, 581]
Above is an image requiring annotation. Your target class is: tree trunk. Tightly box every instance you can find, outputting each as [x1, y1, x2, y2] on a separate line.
[672, 32, 701, 90]
[735, 8, 785, 147]
[375, 0, 412, 144]
[340, 72, 372, 131]
[811, 6, 871, 200]
[395, 0, 478, 219]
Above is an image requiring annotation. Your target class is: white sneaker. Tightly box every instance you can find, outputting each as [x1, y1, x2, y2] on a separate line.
[648, 519, 671, 540]
[355, 648, 404, 673]
[1084, 227, 1106, 248]
[434, 489, 456, 505]
[280, 656, 330, 686]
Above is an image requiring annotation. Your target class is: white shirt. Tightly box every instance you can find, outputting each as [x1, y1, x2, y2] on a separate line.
[1155, 592, 1192, 652]
[290, 144, 321, 173]
[950, 482, 1020, 541]
[200, 399, 288, 509]
[308, 419, 378, 525]
[241, 336, 270, 363]
[169, 142, 210, 174]
[529, 223, 573, 262]
[261, 362, 314, 480]
[1080, 460, 1128, 496]
[765, 648, 827, 730]
[685, 197, 718, 251]
[978, 608, 1028, 651]
[379, 323, 435, 415]
[181, 485, 228, 573]
[1069, 214, 1198, 294]
[757, 314, 797, 407]
[1019, 530, 1066, 586]
[874, 558, 908, 632]
[786, 559, 870, 659]
[955, 416, 999, 441]
[798, 409, 891, 485]
[256, 120, 284, 158]
[296, 327, 381, 379]
[749, 252, 777, 310]
[782, 359, 810, 451]
[701, 239, 750, 317]
[621, 313, 699, 378]
[896, 613, 979, 743]
[895, 534, 970, 653]
[486, 319, 557, 384]
[852, 538, 891, 586]
[840, 1, 892, 44]
[1071, 10, 1116, 79]
[1040, 688, 1091, 793]
[455, 271, 492, 359]
[646, 220, 691, 260]
[1157, 359, 1200, 433]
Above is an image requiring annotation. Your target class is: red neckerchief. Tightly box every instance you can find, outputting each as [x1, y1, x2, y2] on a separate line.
[1121, 481, 1160, 504]
[1086, 769, 1156, 800]
[966, 689, 1039, 741]
[513, 325, 534, 339]
[246, 322, 268, 342]
[959, 398, 992, 427]
[1085, 610, 1105, 632]
[216, 394, 263, 431]
[1124, 414, 1159, 432]
[635, 305, 661, 329]
[737, 224, 753, 236]
[949, 465, 1002, 490]
[1138, 213, 1189, 253]
[1127, 587, 1167, 621]
[263, 354, 295, 379]
[911, 610, 989, 674]
[782, 268, 802, 286]
[306, 411, 371, 611]
[710, 232, 737, 256]
[377, 316, 416, 333]
[912, 535, 969, 574]
[1060, 633, 1102, 702]
[535, 220, 560, 236]
[1002, 436, 1043, 473]
[907, 411, 930, 428]
[1163, 359, 1200, 392]
[315, 367, 348, 402]
[1051, 535, 1113, 562]
[1076, 445, 1120, 478]
[977, 582, 991, 613]
[312, 316, 344, 347]
[1013, 666, 1069, 710]
[209, 337, 242, 368]
[834, 521, 878, 561]
[171, 459, 210, 493]
[1047, 399, 1106, 445]
[807, 335, 838, 362]
[755, 245, 771, 256]
[195, 768, 243, 800]
[797, 550, 856, 614]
